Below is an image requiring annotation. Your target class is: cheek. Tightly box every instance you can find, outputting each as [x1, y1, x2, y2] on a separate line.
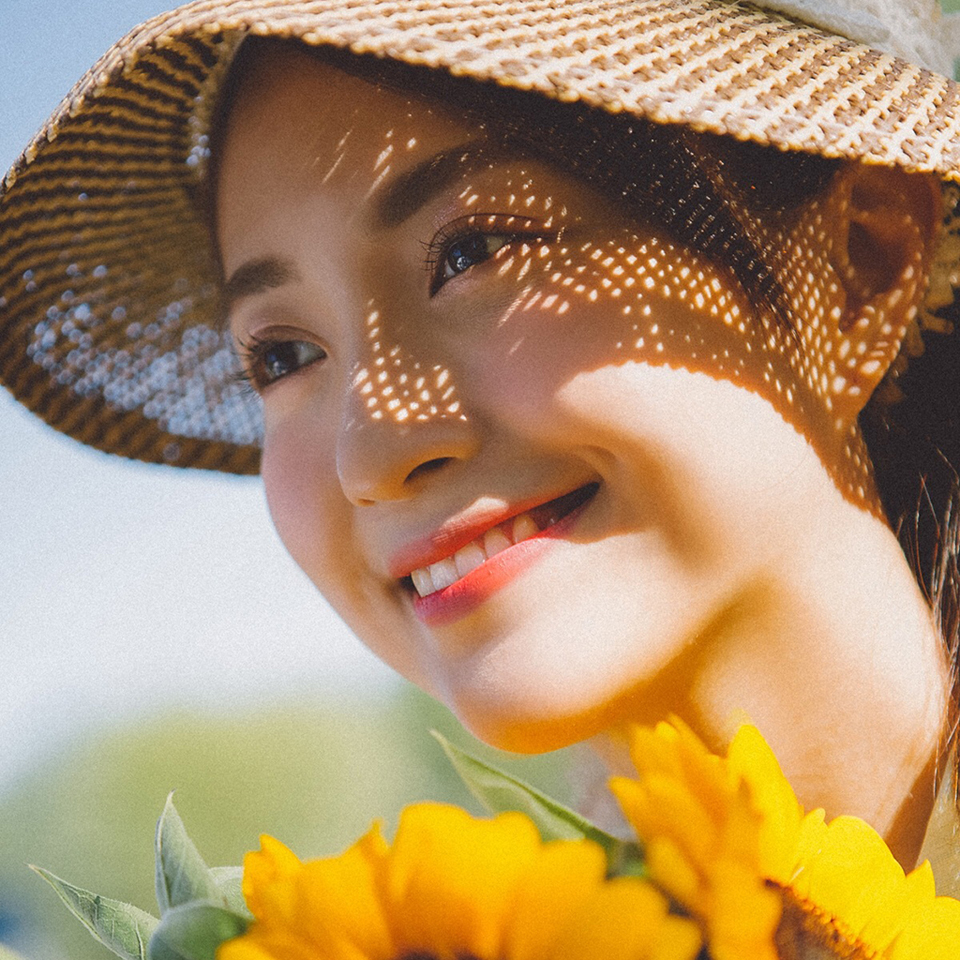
[261, 416, 345, 588]
[470, 229, 846, 456]
[469, 241, 753, 427]
[486, 235, 757, 373]
[260, 410, 434, 693]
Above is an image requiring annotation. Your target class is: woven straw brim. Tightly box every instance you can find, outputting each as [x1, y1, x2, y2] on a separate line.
[3, 0, 960, 473]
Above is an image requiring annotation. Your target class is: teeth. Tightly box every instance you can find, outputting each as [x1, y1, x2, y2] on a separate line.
[410, 567, 435, 597]
[512, 513, 539, 543]
[409, 510, 542, 599]
[429, 557, 459, 592]
[483, 526, 512, 558]
[454, 542, 487, 578]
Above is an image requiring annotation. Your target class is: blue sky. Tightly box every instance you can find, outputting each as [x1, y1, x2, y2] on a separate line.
[0, 0, 396, 792]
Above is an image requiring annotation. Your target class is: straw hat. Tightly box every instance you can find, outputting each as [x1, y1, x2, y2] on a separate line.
[3, 0, 960, 473]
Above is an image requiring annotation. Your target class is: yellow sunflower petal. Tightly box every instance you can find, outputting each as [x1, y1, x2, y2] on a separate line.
[651, 917, 707, 960]
[611, 773, 718, 866]
[791, 808, 828, 876]
[502, 840, 608, 960]
[224, 801, 721, 960]
[643, 835, 702, 906]
[240, 836, 304, 924]
[714, 780, 763, 868]
[671, 722, 732, 820]
[218, 930, 315, 960]
[615, 719, 960, 960]
[707, 860, 781, 960]
[726, 725, 804, 881]
[855, 860, 937, 952]
[296, 826, 394, 960]
[551, 877, 701, 960]
[627, 724, 684, 781]
[789, 815, 905, 936]
[781, 804, 960, 958]
[386, 803, 540, 959]
[888, 892, 960, 959]
[613, 718, 789, 959]
[227, 827, 394, 960]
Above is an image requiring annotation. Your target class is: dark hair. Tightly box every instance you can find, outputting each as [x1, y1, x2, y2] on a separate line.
[862, 300, 960, 671]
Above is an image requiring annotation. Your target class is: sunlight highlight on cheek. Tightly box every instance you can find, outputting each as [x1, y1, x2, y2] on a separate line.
[513, 232, 768, 379]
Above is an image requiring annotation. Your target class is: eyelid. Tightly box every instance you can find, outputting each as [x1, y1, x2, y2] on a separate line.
[423, 211, 554, 294]
[425, 212, 545, 267]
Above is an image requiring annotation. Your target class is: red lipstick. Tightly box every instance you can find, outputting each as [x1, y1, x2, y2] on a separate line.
[405, 482, 598, 626]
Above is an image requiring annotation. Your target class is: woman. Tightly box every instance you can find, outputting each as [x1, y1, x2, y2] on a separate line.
[2, 0, 959, 873]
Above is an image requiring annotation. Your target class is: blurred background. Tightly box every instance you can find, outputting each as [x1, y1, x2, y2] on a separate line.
[0, 4, 573, 958]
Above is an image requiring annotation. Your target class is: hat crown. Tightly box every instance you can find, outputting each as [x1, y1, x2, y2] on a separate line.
[753, 0, 960, 75]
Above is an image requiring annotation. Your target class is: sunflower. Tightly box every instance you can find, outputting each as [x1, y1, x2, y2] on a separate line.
[610, 718, 960, 960]
[218, 802, 702, 960]
[609, 720, 797, 960]
[777, 813, 960, 959]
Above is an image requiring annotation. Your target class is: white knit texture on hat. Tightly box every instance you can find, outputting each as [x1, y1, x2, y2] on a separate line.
[752, 0, 960, 76]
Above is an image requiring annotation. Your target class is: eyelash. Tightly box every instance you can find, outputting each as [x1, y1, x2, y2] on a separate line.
[233, 332, 327, 393]
[424, 213, 545, 295]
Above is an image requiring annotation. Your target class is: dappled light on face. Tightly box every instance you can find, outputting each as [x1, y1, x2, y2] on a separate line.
[352, 305, 466, 425]
[744, 177, 930, 508]
[502, 230, 780, 402]
[367, 126, 396, 196]
[420, 170, 928, 515]
[220, 45, 933, 520]
[318, 130, 352, 183]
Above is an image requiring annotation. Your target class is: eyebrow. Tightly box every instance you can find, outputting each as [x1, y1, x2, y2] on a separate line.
[373, 141, 504, 228]
[222, 256, 300, 312]
[220, 143, 520, 318]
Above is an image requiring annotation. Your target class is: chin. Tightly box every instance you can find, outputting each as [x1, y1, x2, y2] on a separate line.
[452, 695, 605, 754]
[438, 646, 647, 755]
[427, 583, 709, 754]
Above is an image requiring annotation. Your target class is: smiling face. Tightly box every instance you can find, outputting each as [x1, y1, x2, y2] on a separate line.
[216, 43, 940, 752]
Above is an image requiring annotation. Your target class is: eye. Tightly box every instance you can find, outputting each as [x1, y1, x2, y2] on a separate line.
[438, 232, 511, 286]
[236, 334, 326, 391]
[426, 214, 546, 295]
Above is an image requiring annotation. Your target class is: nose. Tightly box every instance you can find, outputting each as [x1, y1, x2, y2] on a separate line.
[336, 363, 480, 506]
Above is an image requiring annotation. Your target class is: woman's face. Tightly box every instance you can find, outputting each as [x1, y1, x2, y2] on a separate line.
[217, 46, 933, 751]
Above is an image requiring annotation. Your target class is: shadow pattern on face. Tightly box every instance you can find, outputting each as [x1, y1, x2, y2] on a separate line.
[216, 40, 939, 532]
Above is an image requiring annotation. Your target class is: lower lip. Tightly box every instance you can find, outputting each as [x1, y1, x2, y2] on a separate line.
[410, 495, 592, 627]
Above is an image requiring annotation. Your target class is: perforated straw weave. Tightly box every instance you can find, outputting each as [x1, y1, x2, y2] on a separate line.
[3, 0, 960, 472]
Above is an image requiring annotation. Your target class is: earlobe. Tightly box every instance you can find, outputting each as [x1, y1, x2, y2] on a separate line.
[826, 164, 942, 423]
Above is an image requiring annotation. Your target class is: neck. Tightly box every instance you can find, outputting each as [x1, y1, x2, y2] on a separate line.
[589, 496, 950, 868]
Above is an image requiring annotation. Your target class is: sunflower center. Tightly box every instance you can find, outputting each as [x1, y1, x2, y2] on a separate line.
[774, 886, 878, 960]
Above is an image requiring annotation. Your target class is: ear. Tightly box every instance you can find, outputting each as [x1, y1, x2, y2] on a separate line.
[826, 164, 942, 424]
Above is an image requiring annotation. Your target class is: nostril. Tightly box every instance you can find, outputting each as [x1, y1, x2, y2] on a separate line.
[405, 457, 454, 484]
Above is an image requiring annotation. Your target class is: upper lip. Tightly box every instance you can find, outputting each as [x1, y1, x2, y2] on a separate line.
[388, 482, 596, 580]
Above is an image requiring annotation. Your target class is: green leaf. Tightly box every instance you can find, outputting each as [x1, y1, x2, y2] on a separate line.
[433, 732, 644, 873]
[209, 867, 251, 919]
[148, 902, 248, 960]
[31, 865, 159, 960]
[155, 795, 222, 914]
